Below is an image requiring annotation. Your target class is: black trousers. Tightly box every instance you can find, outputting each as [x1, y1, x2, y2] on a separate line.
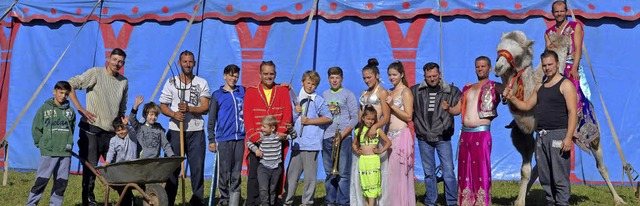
[165, 130, 206, 206]
[246, 152, 261, 206]
[78, 121, 113, 205]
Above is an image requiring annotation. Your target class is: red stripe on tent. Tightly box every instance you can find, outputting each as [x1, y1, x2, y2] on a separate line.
[241, 50, 264, 59]
[236, 22, 272, 86]
[319, 9, 640, 21]
[391, 50, 417, 59]
[100, 23, 134, 75]
[9, 9, 640, 24]
[384, 18, 426, 86]
[0, 22, 20, 167]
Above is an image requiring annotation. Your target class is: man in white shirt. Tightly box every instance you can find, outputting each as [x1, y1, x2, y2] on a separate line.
[160, 50, 211, 206]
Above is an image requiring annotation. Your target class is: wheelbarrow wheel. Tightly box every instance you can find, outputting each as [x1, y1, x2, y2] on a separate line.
[143, 183, 168, 206]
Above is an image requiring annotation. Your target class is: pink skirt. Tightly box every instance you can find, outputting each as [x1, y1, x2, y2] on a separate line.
[458, 128, 492, 206]
[383, 127, 416, 206]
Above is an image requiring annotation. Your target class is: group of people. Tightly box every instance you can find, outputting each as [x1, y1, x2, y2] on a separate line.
[25, 1, 588, 206]
[26, 49, 214, 206]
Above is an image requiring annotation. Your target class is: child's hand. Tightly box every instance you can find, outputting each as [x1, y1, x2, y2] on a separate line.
[121, 116, 129, 125]
[208, 143, 217, 153]
[134, 95, 144, 108]
[256, 137, 263, 144]
[255, 149, 264, 158]
[295, 105, 302, 113]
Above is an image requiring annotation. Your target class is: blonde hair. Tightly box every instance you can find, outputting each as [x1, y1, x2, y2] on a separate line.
[302, 70, 321, 85]
[261, 115, 278, 128]
[143, 102, 161, 119]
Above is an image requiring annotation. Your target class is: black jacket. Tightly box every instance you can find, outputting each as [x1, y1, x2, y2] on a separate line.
[410, 80, 461, 142]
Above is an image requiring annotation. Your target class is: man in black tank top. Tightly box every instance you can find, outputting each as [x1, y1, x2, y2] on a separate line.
[503, 50, 578, 206]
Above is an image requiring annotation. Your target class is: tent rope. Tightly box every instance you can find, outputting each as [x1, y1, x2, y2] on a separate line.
[287, 0, 319, 106]
[1, 0, 102, 145]
[0, 0, 18, 21]
[289, 0, 319, 86]
[565, 0, 636, 188]
[150, 0, 204, 102]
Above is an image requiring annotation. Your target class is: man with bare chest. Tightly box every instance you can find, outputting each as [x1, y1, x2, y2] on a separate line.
[444, 56, 503, 205]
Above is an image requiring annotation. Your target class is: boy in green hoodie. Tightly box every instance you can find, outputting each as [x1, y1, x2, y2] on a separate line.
[26, 81, 76, 206]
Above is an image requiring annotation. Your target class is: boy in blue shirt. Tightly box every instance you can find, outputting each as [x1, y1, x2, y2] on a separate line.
[283, 71, 333, 206]
[207, 64, 246, 205]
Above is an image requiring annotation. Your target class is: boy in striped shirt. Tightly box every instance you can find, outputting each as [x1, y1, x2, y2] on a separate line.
[247, 115, 295, 206]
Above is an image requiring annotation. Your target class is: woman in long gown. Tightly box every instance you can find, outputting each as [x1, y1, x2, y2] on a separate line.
[382, 61, 416, 206]
[350, 58, 391, 206]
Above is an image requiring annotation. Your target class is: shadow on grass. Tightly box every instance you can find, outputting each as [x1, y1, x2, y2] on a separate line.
[281, 196, 327, 206]
[415, 192, 451, 205]
[492, 188, 590, 206]
[70, 197, 239, 206]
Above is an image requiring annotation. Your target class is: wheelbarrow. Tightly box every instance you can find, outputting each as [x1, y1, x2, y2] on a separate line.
[71, 151, 184, 206]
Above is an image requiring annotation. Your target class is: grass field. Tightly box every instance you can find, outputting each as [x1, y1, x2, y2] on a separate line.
[1, 170, 637, 205]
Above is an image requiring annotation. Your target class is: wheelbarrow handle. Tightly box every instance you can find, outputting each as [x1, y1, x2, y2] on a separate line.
[68, 150, 108, 185]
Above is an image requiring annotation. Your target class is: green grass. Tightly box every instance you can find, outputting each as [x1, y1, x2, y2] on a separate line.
[1, 170, 637, 205]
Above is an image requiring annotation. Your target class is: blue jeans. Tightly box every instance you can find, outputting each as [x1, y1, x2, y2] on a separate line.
[322, 137, 352, 205]
[418, 140, 457, 206]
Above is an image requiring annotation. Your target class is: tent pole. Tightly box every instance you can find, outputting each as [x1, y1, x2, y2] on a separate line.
[2, 143, 7, 186]
[438, 0, 444, 78]
[0, 1, 16, 185]
[195, 0, 208, 77]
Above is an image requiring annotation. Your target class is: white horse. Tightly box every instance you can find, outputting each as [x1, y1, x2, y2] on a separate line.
[494, 30, 626, 206]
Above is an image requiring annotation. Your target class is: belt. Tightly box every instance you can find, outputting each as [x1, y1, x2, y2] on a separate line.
[461, 125, 490, 132]
[536, 128, 567, 136]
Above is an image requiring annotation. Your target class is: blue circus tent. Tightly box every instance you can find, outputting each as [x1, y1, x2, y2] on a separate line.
[1, 0, 639, 184]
